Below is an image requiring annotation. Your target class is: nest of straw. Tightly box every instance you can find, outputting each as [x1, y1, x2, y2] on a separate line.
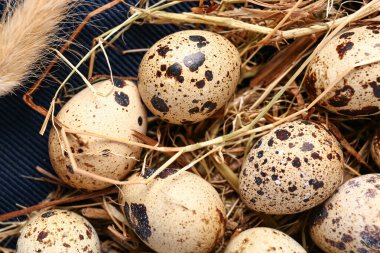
[1, 0, 380, 252]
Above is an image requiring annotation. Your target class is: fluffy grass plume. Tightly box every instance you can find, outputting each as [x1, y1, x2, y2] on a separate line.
[0, 0, 71, 96]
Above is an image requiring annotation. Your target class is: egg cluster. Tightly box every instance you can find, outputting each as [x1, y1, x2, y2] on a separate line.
[18, 27, 380, 253]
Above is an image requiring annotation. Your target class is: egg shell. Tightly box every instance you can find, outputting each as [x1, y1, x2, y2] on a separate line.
[224, 227, 306, 253]
[138, 30, 241, 125]
[17, 209, 100, 253]
[239, 120, 344, 214]
[304, 25, 380, 116]
[370, 128, 380, 167]
[119, 168, 226, 253]
[48, 79, 147, 190]
[310, 174, 380, 253]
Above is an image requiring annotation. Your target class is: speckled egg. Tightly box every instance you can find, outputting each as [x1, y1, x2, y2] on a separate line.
[138, 30, 241, 125]
[239, 120, 344, 214]
[17, 209, 100, 253]
[304, 25, 380, 116]
[224, 227, 306, 253]
[119, 168, 226, 253]
[310, 174, 380, 253]
[49, 79, 147, 190]
[370, 128, 380, 167]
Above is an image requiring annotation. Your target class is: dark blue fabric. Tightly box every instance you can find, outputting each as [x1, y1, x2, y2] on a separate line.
[0, 0, 195, 247]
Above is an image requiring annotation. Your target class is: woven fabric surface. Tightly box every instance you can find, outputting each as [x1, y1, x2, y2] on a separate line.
[0, 0, 193, 235]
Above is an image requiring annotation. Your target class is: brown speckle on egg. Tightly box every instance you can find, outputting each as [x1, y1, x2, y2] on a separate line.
[239, 120, 344, 215]
[138, 30, 241, 124]
[310, 174, 380, 253]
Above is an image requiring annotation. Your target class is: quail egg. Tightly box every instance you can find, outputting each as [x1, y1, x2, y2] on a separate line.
[48, 79, 147, 190]
[138, 30, 241, 124]
[119, 168, 226, 253]
[304, 25, 380, 116]
[239, 120, 344, 214]
[224, 227, 306, 253]
[17, 209, 100, 253]
[310, 174, 380, 253]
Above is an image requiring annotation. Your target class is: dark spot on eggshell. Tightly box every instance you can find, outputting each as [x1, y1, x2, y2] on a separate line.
[201, 101, 217, 113]
[338, 106, 379, 116]
[165, 62, 184, 83]
[255, 177, 263, 185]
[360, 225, 380, 248]
[327, 153, 333, 160]
[268, 138, 274, 147]
[37, 231, 49, 242]
[148, 54, 155, 60]
[160, 64, 167, 71]
[358, 248, 369, 253]
[114, 92, 130, 107]
[311, 152, 322, 160]
[142, 168, 177, 179]
[156, 71, 162, 77]
[157, 45, 170, 57]
[114, 79, 126, 88]
[309, 179, 324, 190]
[325, 238, 346, 250]
[189, 107, 200, 114]
[41, 211, 55, 218]
[138, 116, 143, 126]
[288, 185, 298, 192]
[366, 188, 377, 198]
[301, 142, 314, 151]
[339, 32, 355, 39]
[311, 205, 328, 226]
[66, 165, 74, 174]
[257, 189, 264, 195]
[292, 157, 301, 168]
[151, 95, 169, 113]
[328, 85, 355, 107]
[195, 80, 205, 89]
[189, 35, 208, 48]
[253, 139, 262, 149]
[183, 52, 206, 72]
[341, 234, 353, 243]
[102, 149, 110, 157]
[336, 41, 354, 59]
[63, 243, 70, 248]
[367, 26, 380, 34]
[257, 150, 264, 158]
[275, 129, 291, 140]
[369, 81, 380, 98]
[130, 203, 152, 241]
[205, 70, 213, 81]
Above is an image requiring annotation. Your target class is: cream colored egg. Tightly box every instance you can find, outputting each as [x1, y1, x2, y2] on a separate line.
[304, 25, 380, 116]
[119, 168, 226, 253]
[370, 128, 380, 167]
[48, 79, 147, 190]
[224, 227, 306, 253]
[138, 30, 241, 125]
[239, 120, 344, 214]
[17, 209, 100, 253]
[310, 174, 380, 253]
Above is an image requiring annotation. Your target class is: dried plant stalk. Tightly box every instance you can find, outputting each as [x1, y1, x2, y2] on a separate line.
[0, 0, 71, 96]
